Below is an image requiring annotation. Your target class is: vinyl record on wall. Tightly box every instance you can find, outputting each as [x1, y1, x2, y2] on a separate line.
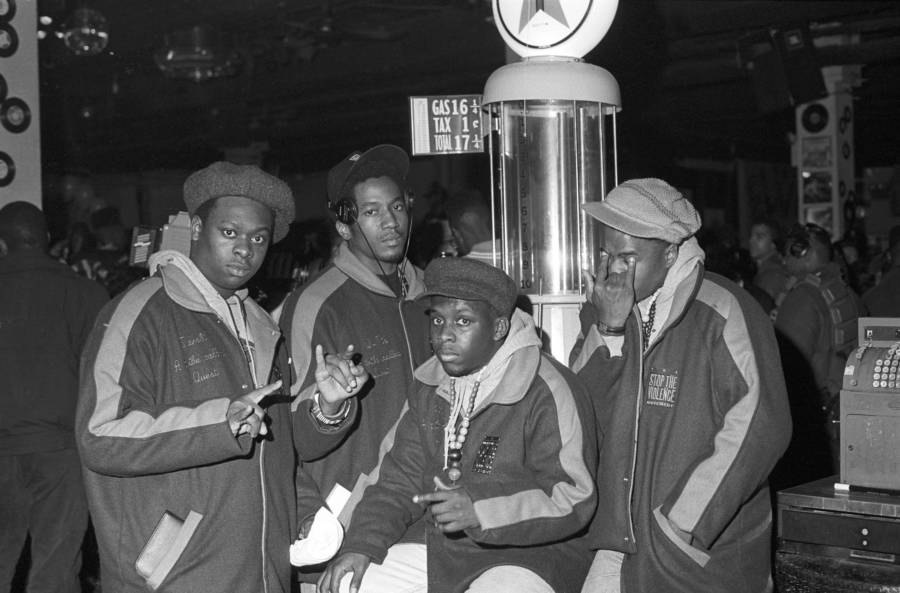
[0, 22, 17, 57]
[0, 151, 15, 187]
[0, 73, 6, 102]
[0, 0, 16, 22]
[1, 97, 30, 133]
[801, 103, 829, 134]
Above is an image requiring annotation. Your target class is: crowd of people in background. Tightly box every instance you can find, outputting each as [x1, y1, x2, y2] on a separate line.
[2, 148, 900, 593]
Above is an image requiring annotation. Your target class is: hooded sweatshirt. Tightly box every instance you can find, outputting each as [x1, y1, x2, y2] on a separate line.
[76, 251, 354, 593]
[342, 310, 598, 593]
[571, 238, 792, 593]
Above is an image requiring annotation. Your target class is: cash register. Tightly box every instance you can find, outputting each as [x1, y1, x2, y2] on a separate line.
[776, 318, 900, 592]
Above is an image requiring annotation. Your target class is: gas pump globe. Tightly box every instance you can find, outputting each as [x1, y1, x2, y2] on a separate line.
[484, 0, 620, 362]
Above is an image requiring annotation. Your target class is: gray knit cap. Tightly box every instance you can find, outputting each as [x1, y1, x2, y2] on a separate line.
[582, 178, 701, 243]
[183, 162, 295, 243]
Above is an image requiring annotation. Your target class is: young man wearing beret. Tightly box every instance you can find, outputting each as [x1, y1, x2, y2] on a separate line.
[279, 145, 432, 585]
[318, 257, 598, 593]
[76, 162, 367, 592]
[571, 178, 792, 593]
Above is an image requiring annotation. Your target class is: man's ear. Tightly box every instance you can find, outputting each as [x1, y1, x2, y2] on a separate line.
[664, 243, 679, 268]
[335, 220, 352, 242]
[0, 238, 7, 258]
[493, 316, 511, 342]
[190, 215, 203, 241]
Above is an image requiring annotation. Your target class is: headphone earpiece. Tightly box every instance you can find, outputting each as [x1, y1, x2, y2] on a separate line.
[330, 199, 358, 225]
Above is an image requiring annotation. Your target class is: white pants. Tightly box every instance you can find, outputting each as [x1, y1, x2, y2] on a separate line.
[580, 550, 624, 593]
[331, 543, 555, 593]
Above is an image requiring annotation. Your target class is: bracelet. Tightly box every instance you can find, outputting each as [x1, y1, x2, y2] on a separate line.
[311, 392, 351, 426]
[596, 319, 626, 336]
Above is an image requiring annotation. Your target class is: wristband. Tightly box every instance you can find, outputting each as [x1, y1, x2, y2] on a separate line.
[596, 319, 626, 336]
[311, 392, 351, 426]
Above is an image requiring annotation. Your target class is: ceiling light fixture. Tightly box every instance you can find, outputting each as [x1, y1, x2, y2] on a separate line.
[62, 6, 109, 56]
[154, 25, 241, 83]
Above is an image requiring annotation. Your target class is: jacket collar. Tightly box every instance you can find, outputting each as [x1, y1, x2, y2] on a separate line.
[332, 242, 424, 299]
[0, 250, 67, 274]
[414, 309, 542, 414]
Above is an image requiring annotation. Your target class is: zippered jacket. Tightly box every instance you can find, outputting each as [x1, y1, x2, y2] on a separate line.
[342, 311, 598, 593]
[571, 238, 792, 593]
[76, 255, 354, 593]
[280, 242, 431, 531]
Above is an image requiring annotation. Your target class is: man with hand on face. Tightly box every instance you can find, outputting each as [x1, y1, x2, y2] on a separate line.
[279, 145, 431, 585]
[76, 162, 367, 593]
[570, 178, 791, 593]
[319, 257, 598, 593]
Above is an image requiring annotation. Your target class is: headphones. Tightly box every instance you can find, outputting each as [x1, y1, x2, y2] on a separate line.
[787, 223, 832, 259]
[330, 198, 359, 225]
[328, 189, 414, 226]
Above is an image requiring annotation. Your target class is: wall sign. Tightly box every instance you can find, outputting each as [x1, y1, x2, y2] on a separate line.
[409, 95, 484, 156]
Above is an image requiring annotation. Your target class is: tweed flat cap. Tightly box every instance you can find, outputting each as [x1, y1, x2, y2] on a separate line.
[327, 144, 409, 205]
[183, 162, 295, 242]
[419, 257, 518, 317]
[582, 178, 701, 244]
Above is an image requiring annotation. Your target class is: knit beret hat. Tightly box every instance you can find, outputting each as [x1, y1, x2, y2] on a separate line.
[582, 178, 701, 244]
[327, 144, 409, 205]
[419, 257, 518, 317]
[183, 162, 295, 243]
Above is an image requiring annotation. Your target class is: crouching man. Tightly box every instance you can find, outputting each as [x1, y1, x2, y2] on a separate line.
[319, 257, 598, 593]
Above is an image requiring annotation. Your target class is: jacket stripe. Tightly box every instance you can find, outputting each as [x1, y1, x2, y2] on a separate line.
[288, 267, 347, 406]
[667, 281, 760, 531]
[88, 279, 229, 438]
[474, 359, 594, 529]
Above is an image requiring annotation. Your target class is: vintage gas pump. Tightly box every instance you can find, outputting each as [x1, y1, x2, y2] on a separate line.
[482, 0, 620, 362]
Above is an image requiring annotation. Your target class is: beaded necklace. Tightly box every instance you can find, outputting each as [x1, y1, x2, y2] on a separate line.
[443, 373, 482, 484]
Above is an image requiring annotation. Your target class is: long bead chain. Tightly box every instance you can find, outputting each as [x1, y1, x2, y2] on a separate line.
[444, 378, 480, 484]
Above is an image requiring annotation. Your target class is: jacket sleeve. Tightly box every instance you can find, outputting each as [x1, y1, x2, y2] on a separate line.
[76, 296, 252, 477]
[339, 388, 428, 563]
[661, 294, 792, 550]
[464, 369, 598, 547]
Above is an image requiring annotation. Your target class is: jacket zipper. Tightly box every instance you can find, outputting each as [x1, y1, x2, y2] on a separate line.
[398, 298, 415, 372]
[626, 315, 642, 547]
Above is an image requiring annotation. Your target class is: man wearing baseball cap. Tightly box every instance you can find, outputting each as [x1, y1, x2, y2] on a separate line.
[319, 257, 597, 593]
[571, 178, 791, 593]
[279, 145, 432, 587]
[76, 162, 367, 592]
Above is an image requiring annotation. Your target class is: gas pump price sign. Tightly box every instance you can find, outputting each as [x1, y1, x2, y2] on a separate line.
[409, 95, 484, 156]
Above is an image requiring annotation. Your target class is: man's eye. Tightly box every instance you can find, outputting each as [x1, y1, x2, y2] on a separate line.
[223, 229, 236, 238]
[457, 318, 470, 326]
[393, 202, 407, 211]
[431, 317, 443, 326]
[363, 209, 377, 217]
[251, 235, 268, 245]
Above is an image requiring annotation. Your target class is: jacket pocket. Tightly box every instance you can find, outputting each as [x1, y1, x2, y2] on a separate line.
[652, 506, 710, 567]
[135, 510, 203, 590]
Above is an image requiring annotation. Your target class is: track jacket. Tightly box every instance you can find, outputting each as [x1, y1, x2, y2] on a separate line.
[571, 238, 791, 593]
[76, 252, 355, 593]
[280, 242, 430, 529]
[342, 310, 598, 593]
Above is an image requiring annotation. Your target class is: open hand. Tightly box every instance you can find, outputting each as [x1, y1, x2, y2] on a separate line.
[583, 252, 636, 329]
[227, 380, 282, 437]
